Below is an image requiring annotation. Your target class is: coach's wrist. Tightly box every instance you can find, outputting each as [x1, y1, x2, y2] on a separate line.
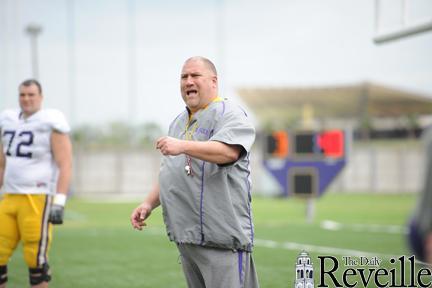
[140, 201, 153, 212]
[53, 193, 67, 207]
[181, 139, 192, 154]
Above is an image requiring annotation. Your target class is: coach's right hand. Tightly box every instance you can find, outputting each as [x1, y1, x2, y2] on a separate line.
[130, 202, 152, 230]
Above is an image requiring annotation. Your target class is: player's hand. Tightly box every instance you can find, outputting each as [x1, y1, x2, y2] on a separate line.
[49, 204, 64, 225]
[130, 202, 152, 230]
[156, 136, 184, 156]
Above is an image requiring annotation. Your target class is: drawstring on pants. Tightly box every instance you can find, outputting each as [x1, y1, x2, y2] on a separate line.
[26, 194, 40, 215]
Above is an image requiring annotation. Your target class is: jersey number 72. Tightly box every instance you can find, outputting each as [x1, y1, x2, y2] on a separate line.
[2, 130, 34, 158]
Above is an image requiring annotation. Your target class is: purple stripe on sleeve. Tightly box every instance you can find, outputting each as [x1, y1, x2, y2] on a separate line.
[169, 110, 187, 133]
[221, 101, 226, 116]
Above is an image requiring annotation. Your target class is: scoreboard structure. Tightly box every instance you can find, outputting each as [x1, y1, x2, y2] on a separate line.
[264, 130, 347, 197]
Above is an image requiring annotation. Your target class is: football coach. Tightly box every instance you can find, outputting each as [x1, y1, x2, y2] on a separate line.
[130, 56, 259, 288]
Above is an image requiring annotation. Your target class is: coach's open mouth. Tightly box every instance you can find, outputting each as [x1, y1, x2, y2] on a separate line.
[186, 89, 198, 96]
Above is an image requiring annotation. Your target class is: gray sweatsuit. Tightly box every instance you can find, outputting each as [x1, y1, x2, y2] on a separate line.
[159, 99, 259, 287]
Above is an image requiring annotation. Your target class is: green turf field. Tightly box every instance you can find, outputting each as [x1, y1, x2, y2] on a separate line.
[6, 193, 422, 287]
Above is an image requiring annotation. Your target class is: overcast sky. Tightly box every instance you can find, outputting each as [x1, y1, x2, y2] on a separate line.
[0, 0, 431, 130]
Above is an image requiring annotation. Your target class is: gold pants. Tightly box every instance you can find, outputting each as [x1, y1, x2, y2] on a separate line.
[0, 194, 52, 268]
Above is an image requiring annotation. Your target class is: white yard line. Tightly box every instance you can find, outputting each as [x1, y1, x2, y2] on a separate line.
[140, 226, 428, 265]
[320, 220, 408, 234]
[255, 238, 395, 258]
[254, 239, 428, 265]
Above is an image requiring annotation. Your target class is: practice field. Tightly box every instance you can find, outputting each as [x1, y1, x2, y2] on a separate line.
[7, 193, 418, 287]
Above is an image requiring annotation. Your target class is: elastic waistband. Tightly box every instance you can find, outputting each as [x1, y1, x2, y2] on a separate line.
[3, 193, 49, 196]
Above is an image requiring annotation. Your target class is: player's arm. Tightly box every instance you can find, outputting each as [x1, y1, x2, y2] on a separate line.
[52, 131, 72, 196]
[156, 136, 241, 165]
[130, 183, 160, 230]
[49, 131, 73, 224]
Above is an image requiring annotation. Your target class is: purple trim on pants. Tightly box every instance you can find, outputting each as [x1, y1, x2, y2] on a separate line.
[199, 161, 206, 244]
[245, 154, 254, 248]
[238, 250, 244, 285]
[36, 195, 50, 267]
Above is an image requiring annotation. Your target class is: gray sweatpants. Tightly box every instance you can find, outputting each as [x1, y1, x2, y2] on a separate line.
[177, 243, 259, 288]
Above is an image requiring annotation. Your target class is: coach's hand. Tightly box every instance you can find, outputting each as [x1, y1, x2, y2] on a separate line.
[156, 136, 184, 156]
[131, 202, 152, 230]
[49, 204, 65, 224]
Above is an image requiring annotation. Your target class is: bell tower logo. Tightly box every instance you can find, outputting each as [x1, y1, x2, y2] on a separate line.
[294, 251, 315, 288]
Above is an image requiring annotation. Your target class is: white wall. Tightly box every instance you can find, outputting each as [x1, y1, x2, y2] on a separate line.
[71, 145, 423, 199]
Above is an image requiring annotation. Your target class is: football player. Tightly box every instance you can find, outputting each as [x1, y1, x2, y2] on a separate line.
[0, 79, 72, 288]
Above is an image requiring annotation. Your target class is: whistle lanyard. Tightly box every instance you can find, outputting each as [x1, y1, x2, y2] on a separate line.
[184, 120, 198, 176]
[183, 97, 222, 176]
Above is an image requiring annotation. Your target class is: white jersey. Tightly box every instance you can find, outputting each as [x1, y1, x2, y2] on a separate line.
[0, 109, 70, 195]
